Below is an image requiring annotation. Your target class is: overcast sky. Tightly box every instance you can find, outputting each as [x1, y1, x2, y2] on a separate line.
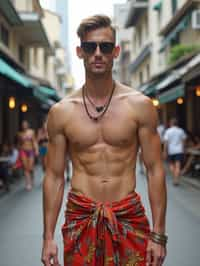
[40, 0, 126, 87]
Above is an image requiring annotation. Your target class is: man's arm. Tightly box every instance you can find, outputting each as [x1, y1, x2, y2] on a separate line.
[42, 104, 67, 266]
[137, 97, 167, 265]
[138, 98, 166, 233]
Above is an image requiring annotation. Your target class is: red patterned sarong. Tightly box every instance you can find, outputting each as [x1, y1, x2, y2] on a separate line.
[62, 190, 150, 266]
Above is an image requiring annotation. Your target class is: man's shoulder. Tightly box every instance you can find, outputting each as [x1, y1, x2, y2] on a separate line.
[178, 127, 186, 136]
[117, 83, 156, 125]
[166, 127, 181, 135]
[117, 82, 151, 105]
[47, 89, 82, 130]
[50, 89, 82, 115]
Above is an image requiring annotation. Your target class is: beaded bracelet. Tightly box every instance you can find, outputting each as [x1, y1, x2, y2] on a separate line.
[150, 232, 168, 246]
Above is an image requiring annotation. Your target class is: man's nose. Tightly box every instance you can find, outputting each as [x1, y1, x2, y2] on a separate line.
[94, 44, 102, 56]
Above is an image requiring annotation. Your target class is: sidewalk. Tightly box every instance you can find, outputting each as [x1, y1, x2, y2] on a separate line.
[182, 175, 200, 189]
[140, 161, 200, 190]
[164, 163, 200, 189]
[0, 165, 43, 201]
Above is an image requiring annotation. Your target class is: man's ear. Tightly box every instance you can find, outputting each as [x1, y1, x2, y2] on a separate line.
[76, 46, 83, 59]
[113, 45, 120, 59]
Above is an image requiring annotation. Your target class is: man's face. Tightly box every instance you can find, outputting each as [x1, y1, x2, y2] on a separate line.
[77, 27, 120, 76]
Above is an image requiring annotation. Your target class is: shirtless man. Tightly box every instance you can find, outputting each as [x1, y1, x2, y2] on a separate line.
[41, 15, 167, 266]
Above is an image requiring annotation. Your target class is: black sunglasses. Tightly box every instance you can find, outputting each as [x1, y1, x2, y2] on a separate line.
[81, 42, 115, 54]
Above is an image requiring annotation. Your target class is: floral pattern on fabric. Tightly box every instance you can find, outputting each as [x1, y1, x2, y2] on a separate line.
[62, 190, 150, 266]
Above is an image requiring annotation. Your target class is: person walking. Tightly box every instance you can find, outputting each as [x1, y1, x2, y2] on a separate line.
[18, 120, 38, 191]
[41, 15, 167, 266]
[37, 120, 48, 171]
[163, 117, 187, 185]
[157, 121, 165, 146]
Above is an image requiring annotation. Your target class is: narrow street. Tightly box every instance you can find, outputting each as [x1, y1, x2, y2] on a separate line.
[0, 165, 200, 266]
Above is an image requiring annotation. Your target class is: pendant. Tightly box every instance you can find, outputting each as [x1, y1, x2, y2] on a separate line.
[96, 106, 104, 112]
[93, 117, 98, 122]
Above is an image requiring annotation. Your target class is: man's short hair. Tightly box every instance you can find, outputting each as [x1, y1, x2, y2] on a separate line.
[77, 14, 116, 42]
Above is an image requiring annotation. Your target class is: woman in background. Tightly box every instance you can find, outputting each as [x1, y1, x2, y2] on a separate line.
[18, 120, 38, 191]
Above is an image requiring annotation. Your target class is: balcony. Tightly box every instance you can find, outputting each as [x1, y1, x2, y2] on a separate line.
[159, 0, 200, 36]
[15, 12, 51, 48]
[0, 0, 22, 26]
[125, 0, 148, 28]
[129, 43, 152, 73]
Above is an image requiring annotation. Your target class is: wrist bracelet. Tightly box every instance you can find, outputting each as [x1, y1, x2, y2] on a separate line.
[150, 231, 168, 246]
[151, 232, 168, 240]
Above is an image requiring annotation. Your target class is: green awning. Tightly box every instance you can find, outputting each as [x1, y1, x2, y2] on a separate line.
[139, 81, 158, 96]
[153, 0, 162, 11]
[145, 85, 156, 95]
[0, 58, 32, 87]
[33, 86, 60, 103]
[158, 84, 185, 104]
[160, 14, 191, 52]
[156, 71, 180, 91]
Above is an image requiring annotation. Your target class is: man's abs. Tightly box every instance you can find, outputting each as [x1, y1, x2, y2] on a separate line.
[68, 137, 139, 202]
[70, 149, 137, 203]
[70, 173, 136, 203]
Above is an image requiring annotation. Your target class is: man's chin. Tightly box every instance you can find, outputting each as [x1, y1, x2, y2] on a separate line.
[91, 68, 107, 74]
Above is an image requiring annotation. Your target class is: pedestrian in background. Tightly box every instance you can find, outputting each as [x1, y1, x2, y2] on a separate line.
[17, 120, 39, 191]
[37, 119, 48, 172]
[181, 135, 200, 176]
[157, 120, 165, 146]
[163, 117, 187, 185]
[0, 142, 11, 191]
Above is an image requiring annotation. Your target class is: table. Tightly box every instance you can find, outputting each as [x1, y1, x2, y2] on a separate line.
[0, 156, 10, 163]
[186, 148, 200, 156]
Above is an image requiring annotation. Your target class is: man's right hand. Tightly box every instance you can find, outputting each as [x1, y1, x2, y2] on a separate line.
[41, 239, 60, 266]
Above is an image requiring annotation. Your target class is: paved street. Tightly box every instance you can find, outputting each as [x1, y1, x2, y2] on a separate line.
[0, 165, 200, 266]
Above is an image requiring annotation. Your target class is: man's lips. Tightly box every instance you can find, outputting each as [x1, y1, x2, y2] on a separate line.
[92, 62, 105, 67]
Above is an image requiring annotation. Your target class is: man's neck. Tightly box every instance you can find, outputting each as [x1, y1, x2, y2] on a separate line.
[84, 75, 114, 100]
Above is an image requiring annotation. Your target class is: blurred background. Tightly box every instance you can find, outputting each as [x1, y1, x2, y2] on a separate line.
[0, 1, 200, 266]
[0, 0, 200, 145]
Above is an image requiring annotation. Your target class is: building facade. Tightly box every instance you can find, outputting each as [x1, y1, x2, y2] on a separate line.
[120, 0, 200, 135]
[0, 0, 69, 144]
[113, 3, 133, 85]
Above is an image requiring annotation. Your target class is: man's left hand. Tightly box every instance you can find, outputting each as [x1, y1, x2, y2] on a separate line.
[146, 239, 167, 266]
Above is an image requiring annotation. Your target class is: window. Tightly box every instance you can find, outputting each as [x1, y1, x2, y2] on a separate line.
[44, 53, 48, 75]
[171, 34, 180, 47]
[0, 24, 9, 47]
[139, 71, 143, 85]
[19, 45, 25, 63]
[157, 9, 162, 31]
[33, 47, 38, 66]
[171, 0, 177, 15]
[134, 34, 137, 52]
[138, 26, 142, 47]
[146, 64, 150, 79]
[145, 16, 149, 38]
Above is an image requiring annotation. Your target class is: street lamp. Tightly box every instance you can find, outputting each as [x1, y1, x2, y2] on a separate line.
[177, 97, 184, 104]
[21, 104, 28, 113]
[195, 87, 200, 96]
[152, 98, 159, 107]
[8, 97, 15, 109]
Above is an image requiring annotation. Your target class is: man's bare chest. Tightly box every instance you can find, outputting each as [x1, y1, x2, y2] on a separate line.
[64, 102, 138, 149]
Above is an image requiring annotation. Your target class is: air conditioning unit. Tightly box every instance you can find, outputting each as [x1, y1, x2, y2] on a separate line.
[192, 10, 200, 29]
